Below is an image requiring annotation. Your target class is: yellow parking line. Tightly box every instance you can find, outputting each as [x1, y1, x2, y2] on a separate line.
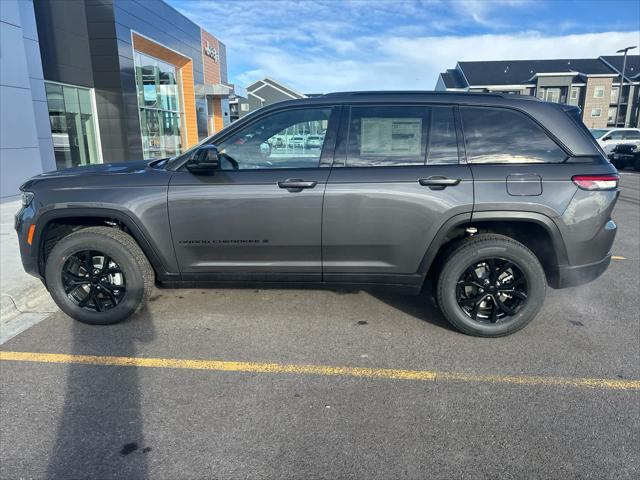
[612, 255, 626, 260]
[1, 350, 638, 391]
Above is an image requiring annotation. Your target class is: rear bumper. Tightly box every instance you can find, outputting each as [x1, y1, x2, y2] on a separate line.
[553, 254, 611, 289]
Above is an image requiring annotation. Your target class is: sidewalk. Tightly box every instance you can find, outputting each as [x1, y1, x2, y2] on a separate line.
[0, 197, 56, 344]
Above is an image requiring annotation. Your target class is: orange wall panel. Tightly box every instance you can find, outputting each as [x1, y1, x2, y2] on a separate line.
[180, 62, 198, 147]
[212, 98, 224, 132]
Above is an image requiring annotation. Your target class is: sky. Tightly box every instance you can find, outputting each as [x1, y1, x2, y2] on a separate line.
[169, 0, 640, 93]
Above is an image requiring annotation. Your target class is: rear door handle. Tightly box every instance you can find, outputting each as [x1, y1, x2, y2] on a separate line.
[278, 179, 318, 191]
[418, 176, 461, 190]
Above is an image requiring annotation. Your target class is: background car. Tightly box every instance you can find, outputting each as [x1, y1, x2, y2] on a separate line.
[590, 127, 640, 155]
[305, 135, 323, 148]
[610, 143, 640, 171]
[289, 136, 305, 148]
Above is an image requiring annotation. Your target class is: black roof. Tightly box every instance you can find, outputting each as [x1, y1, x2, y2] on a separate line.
[600, 55, 640, 80]
[439, 69, 467, 88]
[458, 58, 617, 86]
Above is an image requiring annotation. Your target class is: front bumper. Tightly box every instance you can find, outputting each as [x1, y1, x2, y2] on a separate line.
[14, 204, 41, 280]
[609, 153, 637, 166]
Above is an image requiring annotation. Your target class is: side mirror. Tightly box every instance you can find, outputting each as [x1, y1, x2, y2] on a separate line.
[602, 136, 611, 141]
[186, 145, 220, 175]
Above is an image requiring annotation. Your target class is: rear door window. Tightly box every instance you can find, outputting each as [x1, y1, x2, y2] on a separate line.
[345, 105, 458, 166]
[622, 131, 640, 140]
[460, 107, 566, 164]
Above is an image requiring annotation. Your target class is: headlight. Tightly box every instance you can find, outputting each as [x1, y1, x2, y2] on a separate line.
[631, 145, 638, 152]
[21, 191, 34, 207]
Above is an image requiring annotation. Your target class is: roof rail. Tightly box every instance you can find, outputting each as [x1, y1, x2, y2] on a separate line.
[321, 90, 540, 100]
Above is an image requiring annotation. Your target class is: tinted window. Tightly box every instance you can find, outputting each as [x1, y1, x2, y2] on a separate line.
[623, 131, 640, 140]
[427, 106, 458, 165]
[346, 106, 458, 167]
[460, 107, 566, 164]
[217, 108, 332, 169]
[607, 131, 624, 140]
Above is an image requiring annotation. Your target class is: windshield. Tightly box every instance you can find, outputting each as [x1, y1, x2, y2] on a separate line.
[589, 129, 609, 139]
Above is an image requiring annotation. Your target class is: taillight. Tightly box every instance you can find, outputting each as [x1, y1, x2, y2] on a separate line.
[571, 174, 619, 191]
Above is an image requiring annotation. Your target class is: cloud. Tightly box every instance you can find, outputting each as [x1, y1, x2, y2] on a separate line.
[170, 0, 640, 92]
[233, 31, 640, 92]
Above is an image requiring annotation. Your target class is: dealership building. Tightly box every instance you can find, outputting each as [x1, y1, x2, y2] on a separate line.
[1, 0, 232, 198]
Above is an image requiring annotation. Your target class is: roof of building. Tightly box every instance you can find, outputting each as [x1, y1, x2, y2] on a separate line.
[457, 58, 618, 86]
[600, 55, 640, 80]
[439, 69, 467, 88]
[246, 77, 306, 99]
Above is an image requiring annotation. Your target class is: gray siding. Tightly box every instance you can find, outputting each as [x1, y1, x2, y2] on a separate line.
[1, 0, 54, 198]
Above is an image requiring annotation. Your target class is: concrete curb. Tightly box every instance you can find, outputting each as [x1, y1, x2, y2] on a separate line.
[1, 199, 58, 344]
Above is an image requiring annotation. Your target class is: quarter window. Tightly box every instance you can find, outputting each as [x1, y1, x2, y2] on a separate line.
[460, 107, 566, 164]
[623, 131, 640, 140]
[216, 108, 332, 169]
[345, 106, 458, 167]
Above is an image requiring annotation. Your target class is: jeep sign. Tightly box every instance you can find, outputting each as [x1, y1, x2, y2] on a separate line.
[204, 40, 219, 63]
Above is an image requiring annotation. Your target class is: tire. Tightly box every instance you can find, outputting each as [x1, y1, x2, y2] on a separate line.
[634, 156, 640, 172]
[45, 226, 154, 325]
[436, 234, 546, 337]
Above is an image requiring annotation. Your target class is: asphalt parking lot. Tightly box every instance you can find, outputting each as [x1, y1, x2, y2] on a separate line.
[1, 172, 638, 479]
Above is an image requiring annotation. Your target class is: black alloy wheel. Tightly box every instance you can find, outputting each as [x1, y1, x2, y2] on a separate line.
[61, 250, 126, 312]
[456, 258, 528, 324]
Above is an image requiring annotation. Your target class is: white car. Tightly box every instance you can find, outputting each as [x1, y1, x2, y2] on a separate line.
[590, 128, 640, 155]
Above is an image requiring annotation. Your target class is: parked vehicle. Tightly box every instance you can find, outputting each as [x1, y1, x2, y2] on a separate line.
[289, 136, 305, 148]
[16, 92, 619, 337]
[590, 127, 640, 155]
[306, 135, 324, 148]
[609, 143, 640, 171]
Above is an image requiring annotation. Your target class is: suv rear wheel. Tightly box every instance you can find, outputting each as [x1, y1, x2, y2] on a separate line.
[45, 226, 154, 325]
[436, 234, 546, 337]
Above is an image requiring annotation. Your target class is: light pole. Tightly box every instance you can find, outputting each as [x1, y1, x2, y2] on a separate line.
[615, 46, 637, 127]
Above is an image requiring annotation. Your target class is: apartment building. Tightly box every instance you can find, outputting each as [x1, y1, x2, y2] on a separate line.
[436, 56, 640, 128]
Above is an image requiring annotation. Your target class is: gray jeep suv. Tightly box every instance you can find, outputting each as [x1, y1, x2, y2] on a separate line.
[15, 92, 619, 337]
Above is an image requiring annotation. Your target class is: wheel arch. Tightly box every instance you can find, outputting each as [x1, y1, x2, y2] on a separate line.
[34, 207, 173, 281]
[419, 211, 569, 288]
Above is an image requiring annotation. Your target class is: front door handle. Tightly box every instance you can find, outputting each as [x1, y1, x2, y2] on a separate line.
[278, 179, 318, 191]
[418, 176, 461, 190]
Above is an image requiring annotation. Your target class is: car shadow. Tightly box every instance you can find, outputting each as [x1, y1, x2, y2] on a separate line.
[369, 283, 455, 332]
[46, 307, 156, 479]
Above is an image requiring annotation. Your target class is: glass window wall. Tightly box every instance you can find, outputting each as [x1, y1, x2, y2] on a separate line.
[45, 82, 101, 170]
[134, 51, 183, 159]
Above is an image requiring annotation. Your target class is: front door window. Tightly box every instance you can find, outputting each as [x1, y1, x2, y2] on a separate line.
[216, 108, 332, 169]
[45, 83, 101, 170]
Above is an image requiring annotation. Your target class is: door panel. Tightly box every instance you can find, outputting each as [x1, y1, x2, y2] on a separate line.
[169, 168, 328, 277]
[322, 104, 473, 279]
[168, 106, 338, 280]
[322, 165, 473, 276]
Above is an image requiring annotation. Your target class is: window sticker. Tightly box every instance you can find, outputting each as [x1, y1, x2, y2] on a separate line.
[361, 118, 422, 156]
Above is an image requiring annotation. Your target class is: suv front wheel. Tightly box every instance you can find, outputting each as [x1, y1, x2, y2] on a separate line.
[45, 226, 154, 325]
[436, 234, 546, 337]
